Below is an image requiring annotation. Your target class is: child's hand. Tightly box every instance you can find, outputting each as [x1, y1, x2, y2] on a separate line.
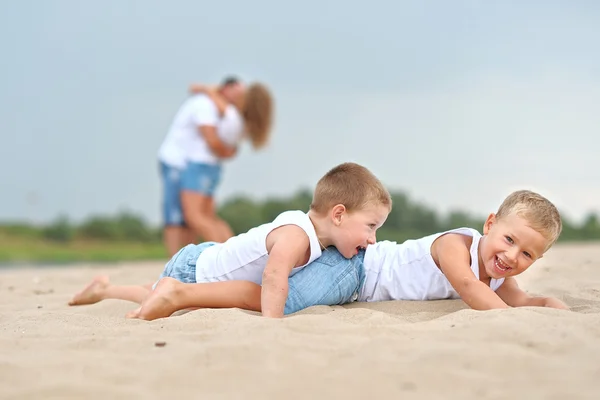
[543, 297, 569, 310]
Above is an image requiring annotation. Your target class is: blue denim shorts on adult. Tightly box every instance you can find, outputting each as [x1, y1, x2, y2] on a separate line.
[159, 162, 185, 226]
[154, 242, 366, 315]
[180, 162, 222, 196]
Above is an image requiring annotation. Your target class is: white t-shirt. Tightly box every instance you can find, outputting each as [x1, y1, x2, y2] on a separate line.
[359, 228, 505, 302]
[157, 95, 245, 168]
[195, 210, 322, 285]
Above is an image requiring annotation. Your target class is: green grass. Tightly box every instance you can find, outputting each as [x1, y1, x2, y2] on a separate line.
[0, 235, 168, 264]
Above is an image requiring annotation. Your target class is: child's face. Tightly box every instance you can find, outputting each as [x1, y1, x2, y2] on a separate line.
[480, 213, 550, 279]
[330, 203, 389, 258]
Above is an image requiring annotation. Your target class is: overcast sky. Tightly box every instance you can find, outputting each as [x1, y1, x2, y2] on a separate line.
[1, 0, 598, 226]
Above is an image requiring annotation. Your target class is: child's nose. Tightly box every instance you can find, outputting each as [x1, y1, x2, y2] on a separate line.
[367, 233, 376, 245]
[507, 247, 519, 263]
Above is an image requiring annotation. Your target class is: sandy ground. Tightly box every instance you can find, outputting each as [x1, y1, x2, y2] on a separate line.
[1, 243, 599, 399]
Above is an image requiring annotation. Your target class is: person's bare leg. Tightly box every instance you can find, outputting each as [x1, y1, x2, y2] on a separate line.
[127, 278, 262, 321]
[183, 226, 198, 246]
[181, 191, 231, 243]
[210, 218, 233, 242]
[207, 197, 234, 241]
[163, 225, 191, 257]
[69, 276, 153, 306]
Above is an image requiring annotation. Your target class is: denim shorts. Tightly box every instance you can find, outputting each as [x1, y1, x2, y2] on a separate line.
[180, 162, 222, 196]
[284, 247, 366, 315]
[159, 162, 185, 226]
[154, 242, 216, 289]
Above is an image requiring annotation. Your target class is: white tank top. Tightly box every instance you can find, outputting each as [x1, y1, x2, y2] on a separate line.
[359, 228, 505, 302]
[195, 210, 322, 284]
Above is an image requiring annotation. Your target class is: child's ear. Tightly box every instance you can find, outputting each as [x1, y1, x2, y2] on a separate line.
[331, 204, 346, 226]
[483, 213, 496, 235]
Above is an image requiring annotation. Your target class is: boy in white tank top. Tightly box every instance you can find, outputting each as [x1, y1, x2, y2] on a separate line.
[69, 162, 392, 319]
[297, 189, 568, 311]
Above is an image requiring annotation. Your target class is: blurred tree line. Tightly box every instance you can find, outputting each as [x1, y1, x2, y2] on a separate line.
[2, 189, 599, 244]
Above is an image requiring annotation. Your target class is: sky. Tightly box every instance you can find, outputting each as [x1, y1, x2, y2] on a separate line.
[1, 0, 599, 226]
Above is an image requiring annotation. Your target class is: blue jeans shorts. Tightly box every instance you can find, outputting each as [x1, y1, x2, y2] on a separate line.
[284, 247, 366, 315]
[159, 162, 185, 226]
[180, 162, 222, 196]
[154, 242, 216, 289]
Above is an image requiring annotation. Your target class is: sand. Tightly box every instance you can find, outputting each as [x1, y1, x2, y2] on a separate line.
[1, 243, 599, 399]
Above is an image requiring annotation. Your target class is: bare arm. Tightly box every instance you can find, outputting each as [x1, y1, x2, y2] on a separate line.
[496, 276, 570, 310]
[434, 234, 509, 310]
[189, 84, 228, 116]
[198, 125, 237, 159]
[261, 226, 310, 318]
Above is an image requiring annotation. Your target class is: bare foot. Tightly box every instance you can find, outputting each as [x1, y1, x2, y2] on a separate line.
[135, 278, 182, 321]
[125, 306, 142, 319]
[68, 276, 110, 306]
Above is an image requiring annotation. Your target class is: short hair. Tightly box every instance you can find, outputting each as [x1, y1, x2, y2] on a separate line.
[242, 83, 273, 150]
[496, 190, 562, 249]
[310, 162, 392, 214]
[220, 75, 240, 87]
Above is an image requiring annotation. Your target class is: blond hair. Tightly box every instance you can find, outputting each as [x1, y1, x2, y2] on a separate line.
[496, 190, 562, 249]
[242, 83, 273, 150]
[310, 162, 392, 214]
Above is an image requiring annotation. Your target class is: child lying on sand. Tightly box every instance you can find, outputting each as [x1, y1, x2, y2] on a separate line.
[70, 162, 392, 318]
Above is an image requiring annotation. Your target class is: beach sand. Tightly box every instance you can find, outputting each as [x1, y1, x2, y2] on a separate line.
[1, 243, 599, 399]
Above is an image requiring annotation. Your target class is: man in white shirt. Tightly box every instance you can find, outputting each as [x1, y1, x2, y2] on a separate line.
[157, 77, 245, 256]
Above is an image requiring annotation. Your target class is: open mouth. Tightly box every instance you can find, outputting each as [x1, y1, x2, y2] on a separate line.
[494, 255, 513, 273]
